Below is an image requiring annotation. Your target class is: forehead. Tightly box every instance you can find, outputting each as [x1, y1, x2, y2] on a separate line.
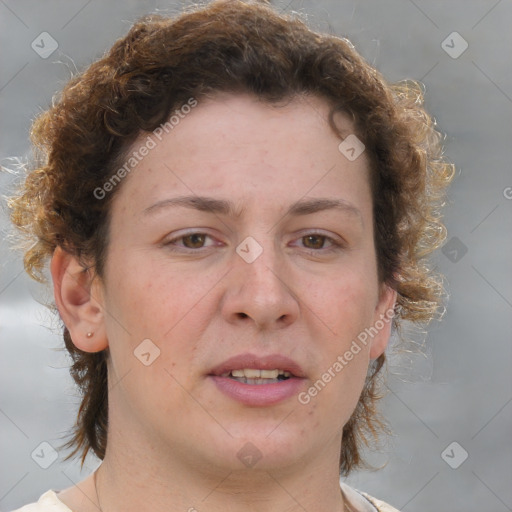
[110, 92, 371, 220]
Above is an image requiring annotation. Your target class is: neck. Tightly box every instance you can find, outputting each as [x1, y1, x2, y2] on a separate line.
[94, 433, 347, 512]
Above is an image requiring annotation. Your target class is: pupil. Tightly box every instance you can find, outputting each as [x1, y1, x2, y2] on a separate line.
[184, 234, 205, 248]
[304, 235, 324, 249]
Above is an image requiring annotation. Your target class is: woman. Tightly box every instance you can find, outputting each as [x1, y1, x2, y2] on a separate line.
[9, 1, 453, 511]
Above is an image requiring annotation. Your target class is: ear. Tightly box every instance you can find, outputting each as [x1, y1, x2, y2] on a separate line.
[50, 246, 108, 352]
[369, 284, 397, 360]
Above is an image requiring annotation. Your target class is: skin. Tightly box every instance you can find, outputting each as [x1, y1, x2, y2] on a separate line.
[51, 93, 396, 512]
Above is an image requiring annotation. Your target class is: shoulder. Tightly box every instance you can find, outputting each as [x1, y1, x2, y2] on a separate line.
[359, 491, 402, 512]
[341, 482, 401, 512]
[10, 490, 72, 512]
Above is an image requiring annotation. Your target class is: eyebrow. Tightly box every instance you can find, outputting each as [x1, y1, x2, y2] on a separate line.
[143, 195, 362, 223]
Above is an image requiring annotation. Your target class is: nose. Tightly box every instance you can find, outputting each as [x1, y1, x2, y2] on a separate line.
[220, 242, 300, 331]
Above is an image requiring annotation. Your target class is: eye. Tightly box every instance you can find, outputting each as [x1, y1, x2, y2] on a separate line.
[163, 231, 218, 251]
[294, 232, 345, 254]
[302, 234, 330, 250]
[180, 233, 209, 249]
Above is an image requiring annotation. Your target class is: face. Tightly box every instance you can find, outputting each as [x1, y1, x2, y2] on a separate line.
[89, 93, 395, 474]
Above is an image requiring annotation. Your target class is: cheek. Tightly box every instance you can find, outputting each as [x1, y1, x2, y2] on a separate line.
[101, 256, 208, 419]
[105, 251, 182, 330]
[299, 271, 377, 416]
[101, 251, 218, 371]
[306, 269, 378, 344]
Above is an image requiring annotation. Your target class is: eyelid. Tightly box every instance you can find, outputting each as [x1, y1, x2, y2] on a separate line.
[292, 228, 345, 243]
[162, 230, 222, 249]
[290, 230, 346, 251]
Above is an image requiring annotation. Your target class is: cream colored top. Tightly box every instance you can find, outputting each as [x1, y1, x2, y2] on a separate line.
[11, 482, 400, 512]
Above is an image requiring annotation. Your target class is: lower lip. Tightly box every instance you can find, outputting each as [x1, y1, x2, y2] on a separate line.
[210, 376, 305, 406]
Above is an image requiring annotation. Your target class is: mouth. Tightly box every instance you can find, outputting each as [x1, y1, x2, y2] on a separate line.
[208, 353, 306, 406]
[209, 353, 305, 381]
[220, 368, 292, 385]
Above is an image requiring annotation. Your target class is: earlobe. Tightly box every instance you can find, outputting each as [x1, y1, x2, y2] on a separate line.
[50, 247, 108, 353]
[369, 284, 397, 360]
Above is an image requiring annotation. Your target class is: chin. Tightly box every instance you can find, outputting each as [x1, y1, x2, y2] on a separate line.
[203, 425, 318, 473]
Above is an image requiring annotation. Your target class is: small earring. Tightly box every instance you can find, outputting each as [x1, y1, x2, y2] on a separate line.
[86, 332, 94, 338]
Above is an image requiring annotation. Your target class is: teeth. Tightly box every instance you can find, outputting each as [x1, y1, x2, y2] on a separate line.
[243, 378, 280, 385]
[228, 369, 291, 378]
[238, 369, 261, 378]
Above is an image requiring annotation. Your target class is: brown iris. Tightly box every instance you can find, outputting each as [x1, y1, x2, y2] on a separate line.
[302, 234, 326, 249]
[181, 233, 207, 248]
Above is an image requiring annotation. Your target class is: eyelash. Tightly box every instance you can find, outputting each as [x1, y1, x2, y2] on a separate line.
[162, 231, 345, 255]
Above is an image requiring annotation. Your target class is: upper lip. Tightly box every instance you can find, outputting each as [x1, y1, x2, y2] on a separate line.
[209, 353, 306, 378]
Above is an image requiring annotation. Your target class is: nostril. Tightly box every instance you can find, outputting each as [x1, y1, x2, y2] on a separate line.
[237, 312, 248, 319]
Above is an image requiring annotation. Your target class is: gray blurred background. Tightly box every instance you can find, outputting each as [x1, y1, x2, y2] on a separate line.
[1, 1, 511, 511]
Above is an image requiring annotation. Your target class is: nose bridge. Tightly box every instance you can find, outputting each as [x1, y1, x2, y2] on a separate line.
[221, 234, 299, 328]
[237, 234, 287, 299]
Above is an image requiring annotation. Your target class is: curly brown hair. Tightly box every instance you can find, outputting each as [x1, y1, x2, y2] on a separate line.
[8, 0, 454, 475]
